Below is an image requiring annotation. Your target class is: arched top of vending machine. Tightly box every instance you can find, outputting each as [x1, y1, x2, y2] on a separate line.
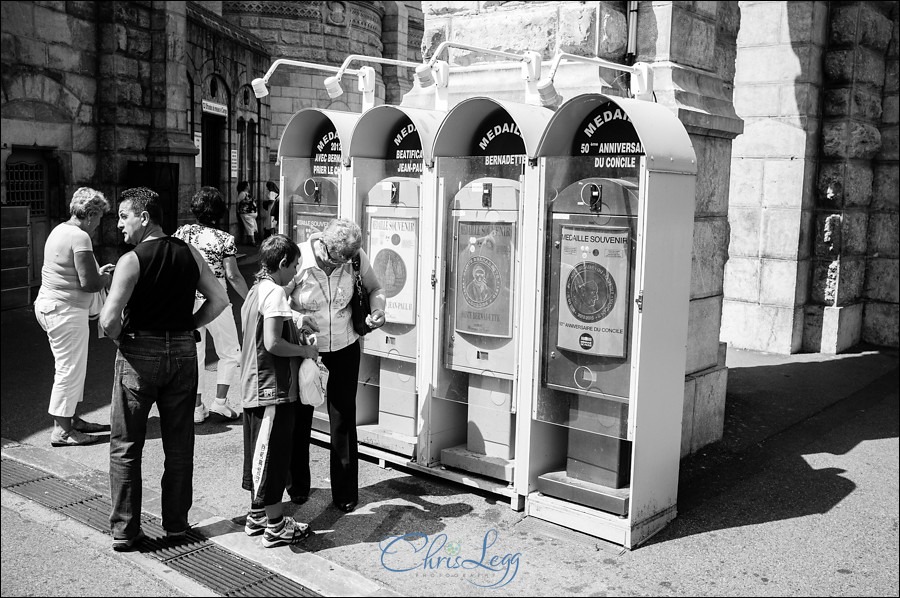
[432, 97, 553, 159]
[278, 108, 361, 167]
[348, 105, 446, 168]
[535, 94, 696, 175]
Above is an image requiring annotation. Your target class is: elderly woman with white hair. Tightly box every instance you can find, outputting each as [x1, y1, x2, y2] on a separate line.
[34, 187, 115, 447]
[287, 218, 387, 513]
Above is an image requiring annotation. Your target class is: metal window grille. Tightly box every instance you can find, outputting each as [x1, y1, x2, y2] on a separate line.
[6, 162, 46, 216]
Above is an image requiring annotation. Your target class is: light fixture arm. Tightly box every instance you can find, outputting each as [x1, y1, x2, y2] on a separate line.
[252, 58, 360, 99]
[537, 52, 654, 107]
[333, 54, 422, 83]
[424, 42, 535, 69]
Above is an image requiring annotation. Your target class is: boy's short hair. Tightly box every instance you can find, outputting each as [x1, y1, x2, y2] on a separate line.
[256, 234, 300, 279]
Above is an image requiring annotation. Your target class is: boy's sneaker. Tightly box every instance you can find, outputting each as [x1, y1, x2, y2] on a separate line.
[209, 399, 239, 420]
[262, 516, 310, 548]
[245, 511, 267, 536]
[193, 404, 208, 424]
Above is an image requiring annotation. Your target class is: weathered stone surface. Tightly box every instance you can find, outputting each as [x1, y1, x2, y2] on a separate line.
[759, 258, 805, 306]
[671, 6, 717, 71]
[424, 1, 479, 17]
[724, 256, 760, 302]
[722, 300, 802, 353]
[858, 4, 894, 53]
[690, 364, 727, 453]
[447, 4, 557, 64]
[761, 207, 803, 259]
[822, 120, 882, 159]
[732, 117, 817, 159]
[690, 217, 729, 299]
[693, 136, 732, 216]
[821, 303, 863, 354]
[681, 376, 696, 458]
[555, 4, 595, 56]
[594, 3, 627, 58]
[867, 212, 900, 258]
[884, 96, 899, 125]
[685, 295, 722, 374]
[872, 163, 900, 211]
[784, 0, 828, 45]
[824, 88, 851, 116]
[840, 210, 869, 255]
[727, 206, 761, 258]
[33, 4, 72, 45]
[863, 301, 900, 347]
[812, 256, 866, 305]
[737, 1, 782, 46]
[762, 159, 807, 208]
[816, 161, 845, 205]
[784, 82, 821, 119]
[1, 3, 34, 39]
[865, 257, 900, 302]
[735, 84, 782, 117]
[824, 48, 886, 88]
[728, 157, 764, 208]
[878, 122, 899, 160]
[421, 20, 448, 59]
[844, 162, 874, 207]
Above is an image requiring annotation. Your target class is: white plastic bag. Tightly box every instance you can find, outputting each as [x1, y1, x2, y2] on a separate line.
[299, 358, 325, 407]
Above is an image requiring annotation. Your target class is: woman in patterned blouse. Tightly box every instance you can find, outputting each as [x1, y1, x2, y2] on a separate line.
[174, 187, 249, 423]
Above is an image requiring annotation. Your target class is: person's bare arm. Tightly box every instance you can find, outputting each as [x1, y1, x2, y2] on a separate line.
[263, 317, 318, 359]
[99, 252, 139, 340]
[223, 255, 249, 300]
[191, 245, 229, 329]
[74, 250, 111, 293]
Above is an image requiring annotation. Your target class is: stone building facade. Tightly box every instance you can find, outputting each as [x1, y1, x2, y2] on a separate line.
[420, 0, 898, 456]
[1, 0, 423, 264]
[721, 1, 899, 355]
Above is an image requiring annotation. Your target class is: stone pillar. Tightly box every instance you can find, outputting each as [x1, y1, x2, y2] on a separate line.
[864, 5, 899, 347]
[809, 1, 894, 353]
[634, 2, 743, 456]
[147, 1, 198, 225]
[723, 2, 829, 354]
[381, 1, 425, 105]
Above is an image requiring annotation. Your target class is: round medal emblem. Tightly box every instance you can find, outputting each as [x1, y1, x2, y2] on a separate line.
[565, 262, 617, 322]
[462, 256, 501, 308]
[373, 248, 407, 298]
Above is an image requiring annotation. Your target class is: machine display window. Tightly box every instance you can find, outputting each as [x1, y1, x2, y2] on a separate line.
[535, 156, 640, 441]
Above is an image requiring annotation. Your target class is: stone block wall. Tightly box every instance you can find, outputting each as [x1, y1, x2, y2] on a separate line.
[723, 1, 829, 354]
[810, 1, 897, 352]
[422, 1, 627, 63]
[1, 0, 103, 220]
[865, 5, 899, 346]
[222, 1, 423, 183]
[186, 3, 271, 237]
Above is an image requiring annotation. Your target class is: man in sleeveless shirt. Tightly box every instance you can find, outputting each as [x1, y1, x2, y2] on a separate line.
[100, 187, 229, 551]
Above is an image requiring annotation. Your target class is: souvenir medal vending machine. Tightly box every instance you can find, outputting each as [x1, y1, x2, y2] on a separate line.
[347, 105, 445, 460]
[428, 98, 552, 502]
[278, 108, 366, 434]
[523, 95, 696, 547]
[277, 109, 360, 241]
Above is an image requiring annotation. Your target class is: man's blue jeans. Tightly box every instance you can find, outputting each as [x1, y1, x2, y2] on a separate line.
[109, 333, 197, 540]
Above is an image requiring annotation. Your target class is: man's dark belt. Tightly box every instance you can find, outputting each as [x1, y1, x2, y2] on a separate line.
[127, 330, 199, 341]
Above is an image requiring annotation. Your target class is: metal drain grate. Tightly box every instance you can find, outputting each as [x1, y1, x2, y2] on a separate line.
[1, 458, 52, 487]
[2, 458, 322, 597]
